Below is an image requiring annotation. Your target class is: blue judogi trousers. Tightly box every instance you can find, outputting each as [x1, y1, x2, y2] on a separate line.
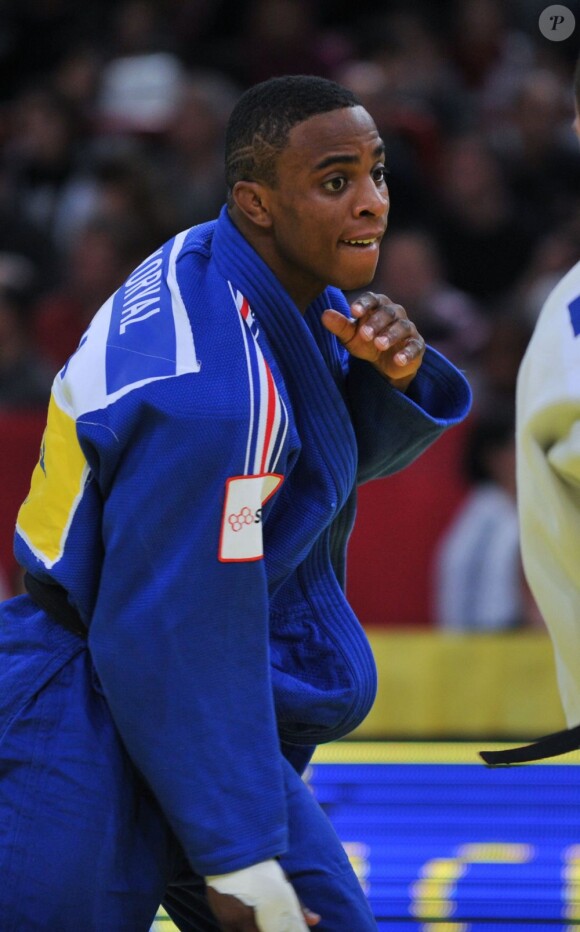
[0, 598, 377, 931]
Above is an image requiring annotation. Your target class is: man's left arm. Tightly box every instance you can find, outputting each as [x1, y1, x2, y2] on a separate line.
[322, 292, 472, 483]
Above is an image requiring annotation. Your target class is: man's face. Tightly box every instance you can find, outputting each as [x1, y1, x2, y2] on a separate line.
[260, 106, 389, 309]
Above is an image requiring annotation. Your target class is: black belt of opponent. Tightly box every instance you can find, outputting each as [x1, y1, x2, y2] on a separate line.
[479, 726, 580, 766]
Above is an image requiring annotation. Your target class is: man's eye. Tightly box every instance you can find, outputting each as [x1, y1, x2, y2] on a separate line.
[323, 177, 347, 193]
[373, 166, 388, 184]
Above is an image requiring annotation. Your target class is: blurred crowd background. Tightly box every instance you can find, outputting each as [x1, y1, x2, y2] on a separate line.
[1, 0, 579, 633]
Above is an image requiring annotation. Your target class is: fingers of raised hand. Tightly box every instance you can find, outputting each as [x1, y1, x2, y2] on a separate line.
[392, 335, 425, 367]
[355, 302, 425, 363]
[359, 307, 410, 346]
[350, 290, 394, 319]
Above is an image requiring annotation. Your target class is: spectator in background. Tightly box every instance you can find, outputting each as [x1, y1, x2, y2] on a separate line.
[160, 70, 241, 227]
[336, 6, 472, 231]
[51, 43, 103, 131]
[474, 312, 533, 417]
[433, 409, 528, 631]
[510, 221, 580, 327]
[447, 0, 534, 106]
[78, 149, 179, 247]
[493, 68, 580, 236]
[104, 0, 175, 60]
[31, 214, 156, 372]
[428, 131, 537, 304]
[96, 51, 185, 138]
[353, 4, 472, 142]
[226, 0, 352, 87]
[0, 160, 61, 302]
[0, 287, 52, 408]
[2, 85, 93, 255]
[370, 228, 490, 377]
[0, 0, 105, 101]
[336, 58, 434, 231]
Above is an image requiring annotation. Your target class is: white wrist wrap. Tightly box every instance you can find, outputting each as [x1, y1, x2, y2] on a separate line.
[205, 858, 308, 931]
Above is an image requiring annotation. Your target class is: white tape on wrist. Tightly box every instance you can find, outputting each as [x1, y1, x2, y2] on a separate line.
[205, 858, 308, 931]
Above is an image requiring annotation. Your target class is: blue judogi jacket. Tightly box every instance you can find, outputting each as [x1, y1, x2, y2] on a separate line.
[14, 207, 471, 875]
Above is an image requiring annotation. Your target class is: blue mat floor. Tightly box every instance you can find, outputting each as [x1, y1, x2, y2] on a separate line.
[153, 742, 580, 930]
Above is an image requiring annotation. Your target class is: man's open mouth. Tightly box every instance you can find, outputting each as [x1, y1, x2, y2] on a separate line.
[340, 238, 379, 247]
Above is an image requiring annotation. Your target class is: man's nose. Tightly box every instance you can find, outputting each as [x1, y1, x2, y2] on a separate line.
[355, 180, 389, 217]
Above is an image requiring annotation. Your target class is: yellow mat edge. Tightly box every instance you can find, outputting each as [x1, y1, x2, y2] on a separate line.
[311, 741, 580, 765]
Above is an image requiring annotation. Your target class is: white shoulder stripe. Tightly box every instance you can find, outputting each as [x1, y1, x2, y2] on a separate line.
[168, 230, 201, 375]
[56, 235, 201, 417]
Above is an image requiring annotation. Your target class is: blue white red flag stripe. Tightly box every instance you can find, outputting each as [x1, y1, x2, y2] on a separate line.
[228, 283, 288, 476]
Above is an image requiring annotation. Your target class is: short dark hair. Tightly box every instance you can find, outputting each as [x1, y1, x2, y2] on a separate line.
[225, 75, 361, 192]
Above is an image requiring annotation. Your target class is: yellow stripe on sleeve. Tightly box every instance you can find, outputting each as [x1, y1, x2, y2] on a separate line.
[16, 393, 90, 567]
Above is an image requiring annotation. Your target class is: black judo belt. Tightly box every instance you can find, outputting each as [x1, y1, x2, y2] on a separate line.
[24, 571, 88, 639]
[480, 725, 580, 766]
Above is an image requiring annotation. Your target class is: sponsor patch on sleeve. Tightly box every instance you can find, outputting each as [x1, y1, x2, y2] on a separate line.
[219, 473, 283, 562]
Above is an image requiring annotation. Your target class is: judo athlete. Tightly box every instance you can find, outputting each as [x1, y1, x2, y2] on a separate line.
[482, 56, 580, 769]
[0, 75, 471, 930]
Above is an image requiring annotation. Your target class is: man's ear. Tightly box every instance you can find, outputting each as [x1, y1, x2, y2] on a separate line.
[231, 181, 273, 229]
